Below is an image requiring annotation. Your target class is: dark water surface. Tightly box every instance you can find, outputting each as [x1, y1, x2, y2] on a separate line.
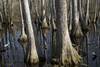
[0, 21, 100, 67]
[0, 22, 53, 67]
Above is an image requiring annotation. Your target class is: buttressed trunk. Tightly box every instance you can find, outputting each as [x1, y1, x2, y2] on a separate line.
[22, 0, 39, 64]
[55, 0, 81, 65]
[71, 0, 83, 43]
[19, 0, 27, 54]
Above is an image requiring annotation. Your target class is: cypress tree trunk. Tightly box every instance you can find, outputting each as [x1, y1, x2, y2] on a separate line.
[55, 0, 81, 65]
[22, 0, 39, 64]
[71, 0, 83, 44]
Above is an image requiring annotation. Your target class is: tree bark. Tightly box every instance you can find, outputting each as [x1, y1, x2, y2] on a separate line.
[85, 0, 89, 25]
[80, 0, 90, 35]
[19, 0, 27, 55]
[22, 0, 39, 64]
[71, 0, 83, 44]
[55, 0, 81, 65]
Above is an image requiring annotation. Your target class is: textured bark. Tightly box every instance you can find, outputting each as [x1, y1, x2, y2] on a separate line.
[55, 0, 81, 65]
[69, 0, 72, 33]
[22, 0, 39, 64]
[92, 0, 98, 32]
[80, 0, 90, 35]
[85, 0, 89, 25]
[71, 0, 83, 44]
[19, 0, 27, 54]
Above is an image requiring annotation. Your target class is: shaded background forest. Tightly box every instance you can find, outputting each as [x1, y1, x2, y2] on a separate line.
[0, 0, 100, 67]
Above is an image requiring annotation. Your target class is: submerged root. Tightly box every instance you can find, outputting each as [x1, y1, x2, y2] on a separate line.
[62, 43, 81, 65]
[26, 45, 39, 64]
[71, 46, 81, 64]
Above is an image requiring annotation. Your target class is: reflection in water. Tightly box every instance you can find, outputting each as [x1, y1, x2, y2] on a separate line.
[0, 23, 25, 66]
[0, 22, 53, 67]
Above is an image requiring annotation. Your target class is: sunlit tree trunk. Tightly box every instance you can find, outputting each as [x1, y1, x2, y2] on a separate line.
[85, 0, 89, 27]
[55, 0, 81, 65]
[22, 0, 39, 64]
